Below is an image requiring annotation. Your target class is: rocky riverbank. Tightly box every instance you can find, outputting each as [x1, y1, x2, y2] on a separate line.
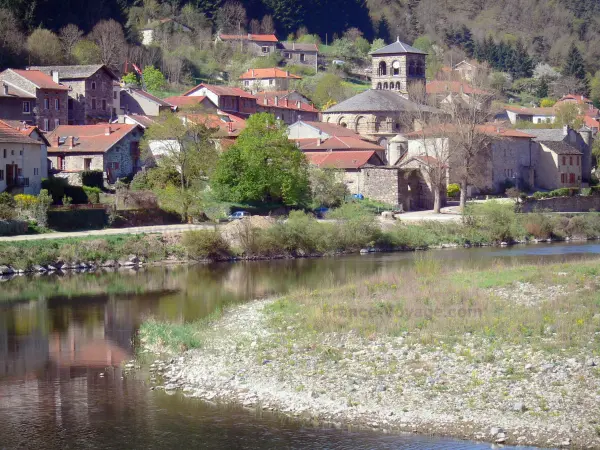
[141, 296, 600, 449]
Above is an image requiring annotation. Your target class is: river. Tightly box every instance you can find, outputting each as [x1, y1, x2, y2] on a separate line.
[3, 242, 599, 449]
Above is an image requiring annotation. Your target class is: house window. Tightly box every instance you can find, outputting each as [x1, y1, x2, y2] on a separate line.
[570, 156, 573, 165]
[44, 98, 49, 109]
[284, 52, 291, 59]
[300, 53, 305, 62]
[22, 101, 31, 114]
[261, 46, 270, 54]
[92, 98, 96, 110]
[91, 82, 96, 90]
[84, 158, 92, 170]
[109, 162, 120, 170]
[561, 173, 565, 183]
[43, 119, 49, 131]
[245, 80, 250, 86]
[562, 156, 566, 165]
[2, 149, 5, 158]
[68, 98, 74, 110]
[570, 173, 575, 183]
[0, 169, 3, 181]
[102, 99, 107, 111]
[57, 156, 65, 170]
[34, 168, 39, 176]
[269, 79, 274, 86]
[55, 98, 60, 110]
[113, 91, 117, 100]
[19, 150, 22, 156]
[577, 156, 580, 166]
[54, 119, 60, 129]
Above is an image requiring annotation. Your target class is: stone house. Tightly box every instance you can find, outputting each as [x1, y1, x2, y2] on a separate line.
[28, 65, 119, 125]
[453, 60, 483, 82]
[519, 127, 593, 190]
[426, 80, 492, 110]
[217, 34, 278, 56]
[120, 88, 174, 117]
[163, 95, 218, 112]
[256, 92, 319, 124]
[182, 84, 256, 116]
[0, 120, 48, 195]
[0, 82, 36, 125]
[369, 38, 426, 96]
[141, 18, 192, 46]
[0, 69, 69, 132]
[240, 68, 301, 92]
[46, 123, 142, 184]
[279, 42, 318, 69]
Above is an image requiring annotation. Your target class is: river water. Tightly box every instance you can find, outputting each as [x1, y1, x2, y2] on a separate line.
[3, 242, 599, 449]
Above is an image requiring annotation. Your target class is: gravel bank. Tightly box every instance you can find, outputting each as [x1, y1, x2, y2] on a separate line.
[143, 298, 600, 448]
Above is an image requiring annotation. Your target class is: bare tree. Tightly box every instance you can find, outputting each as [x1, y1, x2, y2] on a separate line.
[550, 76, 588, 97]
[249, 19, 261, 34]
[215, 1, 247, 34]
[59, 24, 83, 61]
[260, 15, 275, 34]
[27, 29, 63, 65]
[90, 19, 127, 70]
[0, 8, 24, 67]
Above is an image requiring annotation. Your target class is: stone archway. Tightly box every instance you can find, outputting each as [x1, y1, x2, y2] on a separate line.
[377, 82, 382, 89]
[395, 81, 401, 90]
[355, 116, 369, 134]
[378, 61, 387, 76]
[383, 82, 388, 89]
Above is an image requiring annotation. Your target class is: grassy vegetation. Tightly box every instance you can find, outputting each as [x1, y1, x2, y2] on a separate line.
[267, 257, 600, 353]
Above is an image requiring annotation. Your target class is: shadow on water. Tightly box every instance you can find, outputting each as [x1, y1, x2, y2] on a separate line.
[0, 242, 589, 449]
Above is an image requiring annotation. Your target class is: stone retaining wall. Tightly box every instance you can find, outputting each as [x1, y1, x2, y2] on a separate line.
[521, 195, 600, 212]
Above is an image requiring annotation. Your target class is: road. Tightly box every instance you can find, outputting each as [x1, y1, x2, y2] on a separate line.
[0, 223, 216, 242]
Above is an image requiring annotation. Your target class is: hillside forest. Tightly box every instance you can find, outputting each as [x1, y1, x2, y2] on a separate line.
[2, 0, 600, 107]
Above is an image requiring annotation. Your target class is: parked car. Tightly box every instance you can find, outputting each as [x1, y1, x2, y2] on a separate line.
[228, 211, 251, 221]
[314, 206, 329, 219]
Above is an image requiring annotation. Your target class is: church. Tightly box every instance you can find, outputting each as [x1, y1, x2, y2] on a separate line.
[321, 38, 437, 164]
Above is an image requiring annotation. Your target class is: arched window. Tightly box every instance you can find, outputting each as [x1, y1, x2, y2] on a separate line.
[383, 82, 388, 89]
[389, 83, 394, 90]
[396, 81, 401, 90]
[378, 61, 387, 76]
[392, 61, 400, 76]
[340, 122, 347, 128]
[377, 82, 382, 89]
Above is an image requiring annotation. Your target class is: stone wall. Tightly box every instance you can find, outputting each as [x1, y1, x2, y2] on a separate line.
[521, 195, 600, 213]
[64, 72, 114, 124]
[361, 167, 405, 208]
[36, 89, 69, 130]
[282, 51, 317, 66]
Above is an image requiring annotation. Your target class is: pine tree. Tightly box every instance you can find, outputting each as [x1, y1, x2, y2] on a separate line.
[375, 15, 391, 42]
[563, 43, 586, 80]
[509, 39, 533, 79]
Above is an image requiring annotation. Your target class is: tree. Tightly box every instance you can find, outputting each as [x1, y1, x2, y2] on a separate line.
[589, 70, 600, 106]
[27, 28, 63, 65]
[90, 19, 127, 70]
[309, 168, 348, 207]
[312, 73, 347, 108]
[0, 8, 25, 68]
[215, 0, 246, 33]
[260, 15, 275, 34]
[563, 43, 586, 80]
[59, 24, 83, 62]
[142, 112, 218, 222]
[121, 72, 138, 85]
[211, 113, 310, 206]
[72, 39, 102, 65]
[142, 65, 166, 92]
[555, 102, 584, 129]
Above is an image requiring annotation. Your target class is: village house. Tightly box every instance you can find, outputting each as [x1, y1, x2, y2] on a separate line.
[118, 114, 157, 129]
[46, 123, 143, 185]
[0, 82, 36, 125]
[279, 42, 319, 69]
[255, 92, 319, 124]
[141, 18, 192, 46]
[518, 127, 593, 189]
[426, 80, 492, 112]
[119, 88, 174, 117]
[505, 105, 556, 125]
[163, 95, 217, 112]
[288, 120, 365, 140]
[453, 60, 484, 82]
[0, 120, 48, 195]
[239, 68, 301, 92]
[182, 84, 256, 116]
[29, 65, 119, 124]
[216, 33, 278, 56]
[0, 69, 69, 131]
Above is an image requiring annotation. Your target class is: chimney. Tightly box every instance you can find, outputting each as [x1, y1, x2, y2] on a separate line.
[292, 42, 295, 50]
[563, 124, 569, 137]
[285, 98, 289, 107]
[69, 136, 75, 149]
[54, 135, 60, 147]
[227, 122, 233, 133]
[252, 69, 255, 77]
[51, 70, 59, 84]
[248, 33, 251, 39]
[2, 83, 7, 95]
[317, 138, 322, 146]
[274, 96, 278, 106]
[105, 126, 111, 136]
[286, 71, 289, 77]
[263, 97, 268, 105]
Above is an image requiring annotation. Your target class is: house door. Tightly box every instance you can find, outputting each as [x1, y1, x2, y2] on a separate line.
[6, 164, 15, 186]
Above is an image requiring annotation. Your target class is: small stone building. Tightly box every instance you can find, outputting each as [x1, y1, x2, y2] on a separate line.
[120, 88, 174, 117]
[217, 34, 278, 57]
[279, 42, 318, 68]
[183, 83, 257, 116]
[370, 38, 426, 96]
[239, 68, 301, 92]
[46, 123, 142, 184]
[28, 65, 119, 125]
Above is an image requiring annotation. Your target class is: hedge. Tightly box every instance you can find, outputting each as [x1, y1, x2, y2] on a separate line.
[81, 170, 104, 189]
[42, 178, 93, 204]
[47, 209, 107, 231]
[0, 220, 28, 236]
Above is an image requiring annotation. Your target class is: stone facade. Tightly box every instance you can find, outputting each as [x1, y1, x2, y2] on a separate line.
[521, 194, 600, 213]
[371, 54, 426, 96]
[64, 71, 115, 124]
[0, 96, 35, 124]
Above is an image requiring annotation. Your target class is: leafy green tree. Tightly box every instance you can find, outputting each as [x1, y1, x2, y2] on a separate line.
[589, 71, 600, 106]
[72, 39, 102, 65]
[563, 43, 586, 80]
[555, 102, 584, 129]
[142, 112, 218, 221]
[312, 73, 346, 108]
[27, 28, 63, 65]
[540, 97, 556, 107]
[354, 36, 370, 56]
[370, 38, 385, 53]
[143, 65, 166, 92]
[121, 72, 138, 85]
[211, 113, 310, 206]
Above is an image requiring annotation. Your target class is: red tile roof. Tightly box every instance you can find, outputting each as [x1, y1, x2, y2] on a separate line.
[47, 123, 140, 154]
[304, 151, 381, 169]
[11, 69, 69, 90]
[164, 95, 216, 108]
[240, 68, 301, 80]
[505, 105, 556, 115]
[584, 115, 600, 129]
[2, 120, 50, 145]
[256, 94, 318, 113]
[219, 34, 278, 43]
[183, 83, 256, 99]
[0, 120, 41, 145]
[184, 113, 247, 137]
[295, 135, 384, 151]
[426, 80, 490, 95]
[558, 94, 592, 104]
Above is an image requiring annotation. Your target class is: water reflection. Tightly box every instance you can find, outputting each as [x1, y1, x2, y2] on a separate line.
[0, 242, 592, 448]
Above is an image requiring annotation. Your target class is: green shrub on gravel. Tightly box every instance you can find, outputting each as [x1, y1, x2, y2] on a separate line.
[182, 230, 232, 260]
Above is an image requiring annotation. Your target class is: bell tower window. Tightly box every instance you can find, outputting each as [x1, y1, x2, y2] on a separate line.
[378, 61, 387, 76]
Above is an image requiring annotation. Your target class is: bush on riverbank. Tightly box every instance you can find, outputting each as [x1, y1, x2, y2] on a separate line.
[183, 230, 232, 260]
